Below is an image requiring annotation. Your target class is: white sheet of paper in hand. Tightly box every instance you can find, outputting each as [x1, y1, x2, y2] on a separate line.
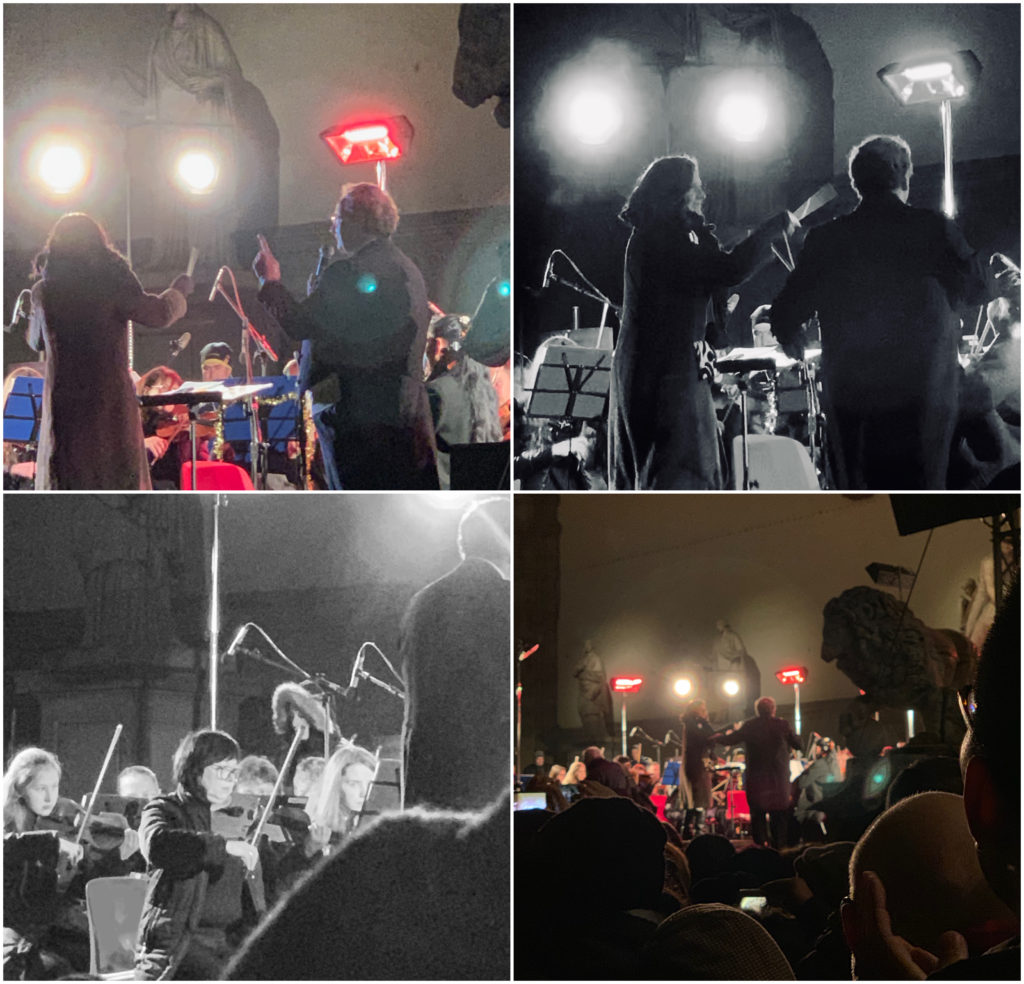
[795, 183, 838, 221]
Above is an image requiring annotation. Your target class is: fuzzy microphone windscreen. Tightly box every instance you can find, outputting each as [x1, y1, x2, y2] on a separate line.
[271, 682, 335, 736]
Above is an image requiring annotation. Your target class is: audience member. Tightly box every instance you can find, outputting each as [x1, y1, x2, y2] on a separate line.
[842, 579, 1020, 980]
[224, 795, 509, 980]
[581, 745, 631, 796]
[641, 903, 795, 979]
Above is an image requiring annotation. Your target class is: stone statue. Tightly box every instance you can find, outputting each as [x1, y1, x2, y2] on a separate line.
[711, 620, 761, 717]
[572, 639, 614, 741]
[453, 4, 510, 127]
[821, 586, 978, 743]
[67, 496, 206, 669]
[142, 4, 279, 268]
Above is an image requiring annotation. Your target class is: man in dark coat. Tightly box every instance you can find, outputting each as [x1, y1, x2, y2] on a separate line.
[399, 497, 509, 812]
[253, 183, 438, 489]
[715, 696, 801, 848]
[771, 134, 996, 489]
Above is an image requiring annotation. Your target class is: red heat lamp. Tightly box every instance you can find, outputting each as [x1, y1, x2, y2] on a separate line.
[775, 666, 807, 685]
[611, 676, 644, 694]
[320, 116, 414, 167]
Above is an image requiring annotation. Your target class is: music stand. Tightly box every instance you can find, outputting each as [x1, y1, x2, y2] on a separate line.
[3, 375, 44, 444]
[222, 375, 300, 486]
[525, 347, 611, 421]
[717, 350, 781, 491]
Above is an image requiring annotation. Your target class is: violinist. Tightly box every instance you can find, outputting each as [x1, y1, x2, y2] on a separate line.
[291, 756, 325, 798]
[272, 744, 374, 901]
[134, 730, 261, 981]
[2, 747, 84, 980]
[117, 765, 161, 801]
[137, 365, 196, 489]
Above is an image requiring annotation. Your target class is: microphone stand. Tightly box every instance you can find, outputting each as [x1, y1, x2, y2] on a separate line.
[227, 622, 347, 760]
[210, 268, 279, 488]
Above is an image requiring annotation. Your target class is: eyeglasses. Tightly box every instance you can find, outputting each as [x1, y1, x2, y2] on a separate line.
[957, 685, 977, 729]
[211, 765, 241, 782]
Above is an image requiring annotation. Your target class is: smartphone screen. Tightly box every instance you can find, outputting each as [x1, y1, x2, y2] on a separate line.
[739, 894, 768, 915]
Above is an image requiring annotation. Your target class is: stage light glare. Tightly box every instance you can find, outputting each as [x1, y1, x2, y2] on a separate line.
[673, 678, 692, 697]
[176, 151, 218, 194]
[722, 678, 740, 697]
[715, 92, 768, 143]
[566, 90, 623, 146]
[38, 144, 87, 194]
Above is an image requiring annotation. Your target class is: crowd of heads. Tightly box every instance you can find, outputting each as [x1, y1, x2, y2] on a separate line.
[517, 578, 1019, 980]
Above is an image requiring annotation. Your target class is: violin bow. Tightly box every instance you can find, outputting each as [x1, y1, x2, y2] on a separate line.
[74, 724, 124, 848]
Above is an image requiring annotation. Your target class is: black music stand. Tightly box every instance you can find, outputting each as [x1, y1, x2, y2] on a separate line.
[526, 347, 611, 421]
[3, 375, 44, 444]
[716, 354, 778, 491]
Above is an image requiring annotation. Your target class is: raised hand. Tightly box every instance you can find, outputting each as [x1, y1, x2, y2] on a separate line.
[253, 233, 282, 287]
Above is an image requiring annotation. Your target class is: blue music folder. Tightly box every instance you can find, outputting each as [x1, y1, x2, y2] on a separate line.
[3, 375, 44, 443]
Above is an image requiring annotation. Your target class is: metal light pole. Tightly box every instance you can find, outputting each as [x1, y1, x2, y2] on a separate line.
[611, 676, 644, 756]
[209, 494, 221, 730]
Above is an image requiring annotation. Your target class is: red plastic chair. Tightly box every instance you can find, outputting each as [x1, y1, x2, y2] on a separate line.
[180, 460, 255, 491]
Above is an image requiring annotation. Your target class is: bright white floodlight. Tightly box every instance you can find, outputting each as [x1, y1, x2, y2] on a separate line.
[566, 90, 623, 146]
[722, 678, 741, 697]
[176, 151, 218, 194]
[673, 678, 692, 697]
[716, 92, 769, 144]
[39, 143, 87, 194]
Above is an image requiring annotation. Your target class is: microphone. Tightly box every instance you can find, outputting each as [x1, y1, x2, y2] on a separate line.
[629, 726, 641, 738]
[222, 624, 249, 662]
[169, 331, 191, 358]
[347, 648, 366, 692]
[518, 643, 540, 662]
[541, 254, 554, 290]
[5, 289, 31, 333]
[208, 266, 227, 303]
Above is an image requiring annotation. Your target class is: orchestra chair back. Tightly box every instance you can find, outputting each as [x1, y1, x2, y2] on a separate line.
[730, 435, 819, 490]
[180, 460, 255, 490]
[85, 875, 149, 979]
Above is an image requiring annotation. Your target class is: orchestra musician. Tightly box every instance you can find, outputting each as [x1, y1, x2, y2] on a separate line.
[2, 747, 84, 979]
[253, 183, 439, 490]
[611, 155, 797, 490]
[26, 212, 194, 491]
[134, 730, 261, 981]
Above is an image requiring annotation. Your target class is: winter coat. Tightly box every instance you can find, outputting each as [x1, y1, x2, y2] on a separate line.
[28, 251, 187, 490]
[259, 237, 438, 489]
[771, 193, 994, 489]
[611, 213, 777, 489]
[718, 715, 802, 811]
[400, 557, 510, 811]
[133, 790, 238, 981]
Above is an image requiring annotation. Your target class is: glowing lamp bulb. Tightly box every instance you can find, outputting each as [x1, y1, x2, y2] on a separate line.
[497, 280, 511, 298]
[903, 61, 953, 82]
[723, 679, 740, 697]
[673, 678, 692, 697]
[566, 91, 622, 146]
[716, 92, 769, 143]
[177, 152, 218, 193]
[39, 144, 87, 194]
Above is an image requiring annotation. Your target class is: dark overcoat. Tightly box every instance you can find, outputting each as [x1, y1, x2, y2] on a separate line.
[259, 237, 437, 490]
[399, 557, 510, 812]
[611, 214, 775, 490]
[771, 194, 994, 489]
[719, 715, 802, 811]
[29, 254, 186, 490]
